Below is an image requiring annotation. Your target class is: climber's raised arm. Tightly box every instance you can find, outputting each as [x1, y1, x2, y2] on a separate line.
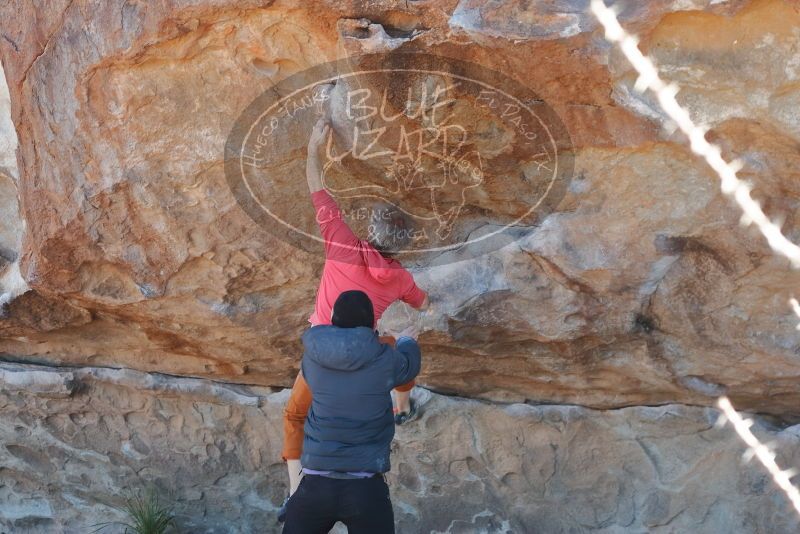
[306, 117, 361, 261]
[306, 117, 328, 194]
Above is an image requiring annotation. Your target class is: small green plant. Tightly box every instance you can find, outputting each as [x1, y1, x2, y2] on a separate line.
[92, 487, 176, 534]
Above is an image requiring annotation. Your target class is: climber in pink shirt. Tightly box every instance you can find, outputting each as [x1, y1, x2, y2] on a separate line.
[308, 188, 427, 324]
[279, 114, 428, 519]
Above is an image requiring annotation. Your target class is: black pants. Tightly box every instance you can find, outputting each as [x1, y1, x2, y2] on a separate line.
[282, 474, 395, 534]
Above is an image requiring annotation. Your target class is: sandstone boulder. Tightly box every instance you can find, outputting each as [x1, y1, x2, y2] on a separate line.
[1, 0, 799, 415]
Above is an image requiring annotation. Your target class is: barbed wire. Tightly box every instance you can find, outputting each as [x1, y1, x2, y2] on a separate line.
[589, 0, 800, 269]
[716, 397, 800, 516]
[590, 0, 800, 518]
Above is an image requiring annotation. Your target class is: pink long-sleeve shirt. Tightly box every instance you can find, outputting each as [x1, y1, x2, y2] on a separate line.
[308, 190, 426, 327]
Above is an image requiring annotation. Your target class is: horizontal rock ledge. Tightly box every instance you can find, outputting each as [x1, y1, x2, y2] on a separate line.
[2, 361, 800, 532]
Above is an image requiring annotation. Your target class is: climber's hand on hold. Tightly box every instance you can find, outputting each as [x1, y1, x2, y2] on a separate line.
[306, 118, 329, 193]
[417, 293, 430, 311]
[313, 82, 335, 125]
[308, 118, 330, 151]
[315, 82, 335, 103]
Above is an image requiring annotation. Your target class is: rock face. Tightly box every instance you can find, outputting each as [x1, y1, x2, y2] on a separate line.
[1, 0, 800, 416]
[2, 0, 800, 531]
[1, 362, 799, 533]
[1, 0, 800, 418]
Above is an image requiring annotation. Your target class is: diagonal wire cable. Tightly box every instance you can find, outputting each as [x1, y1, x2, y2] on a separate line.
[717, 397, 800, 516]
[590, 0, 800, 268]
[590, 0, 800, 518]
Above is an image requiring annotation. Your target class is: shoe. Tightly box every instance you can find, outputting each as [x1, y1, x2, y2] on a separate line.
[394, 399, 418, 426]
[277, 495, 289, 523]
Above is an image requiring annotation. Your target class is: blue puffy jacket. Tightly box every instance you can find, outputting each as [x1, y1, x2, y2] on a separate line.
[300, 325, 421, 473]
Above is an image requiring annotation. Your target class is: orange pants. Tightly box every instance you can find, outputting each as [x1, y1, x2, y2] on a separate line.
[281, 336, 414, 461]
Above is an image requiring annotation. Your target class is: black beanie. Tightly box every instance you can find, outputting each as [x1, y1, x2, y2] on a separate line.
[331, 290, 374, 329]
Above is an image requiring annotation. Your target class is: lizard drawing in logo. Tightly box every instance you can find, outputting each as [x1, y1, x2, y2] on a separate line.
[387, 147, 484, 240]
